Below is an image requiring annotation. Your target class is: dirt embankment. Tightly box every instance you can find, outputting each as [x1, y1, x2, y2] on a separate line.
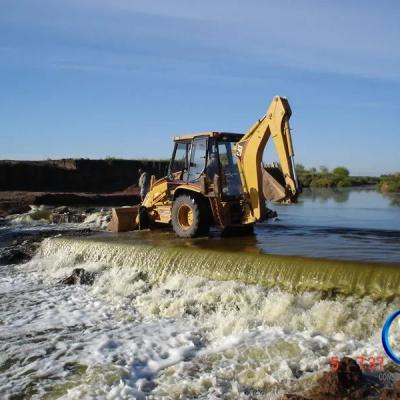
[0, 159, 169, 192]
[0, 159, 170, 217]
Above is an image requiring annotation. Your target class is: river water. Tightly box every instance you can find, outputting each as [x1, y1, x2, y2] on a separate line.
[264, 187, 400, 262]
[1, 188, 400, 399]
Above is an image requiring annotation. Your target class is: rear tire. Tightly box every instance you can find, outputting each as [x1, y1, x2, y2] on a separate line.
[171, 194, 209, 238]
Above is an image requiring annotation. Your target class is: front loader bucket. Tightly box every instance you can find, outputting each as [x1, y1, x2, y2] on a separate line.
[107, 206, 139, 233]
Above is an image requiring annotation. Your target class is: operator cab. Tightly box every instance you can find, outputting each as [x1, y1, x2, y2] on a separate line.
[168, 132, 243, 197]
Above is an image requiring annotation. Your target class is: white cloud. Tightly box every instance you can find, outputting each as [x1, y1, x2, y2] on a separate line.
[1, 0, 399, 81]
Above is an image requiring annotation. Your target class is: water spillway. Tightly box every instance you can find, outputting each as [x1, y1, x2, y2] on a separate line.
[4, 189, 400, 398]
[40, 231, 400, 299]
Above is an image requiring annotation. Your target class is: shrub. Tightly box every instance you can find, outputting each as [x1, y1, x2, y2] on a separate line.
[333, 167, 350, 178]
[378, 174, 400, 193]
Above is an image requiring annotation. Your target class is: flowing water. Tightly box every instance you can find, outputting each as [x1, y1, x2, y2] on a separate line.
[1, 188, 400, 399]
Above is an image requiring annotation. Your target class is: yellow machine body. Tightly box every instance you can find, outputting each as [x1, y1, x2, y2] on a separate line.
[108, 96, 300, 237]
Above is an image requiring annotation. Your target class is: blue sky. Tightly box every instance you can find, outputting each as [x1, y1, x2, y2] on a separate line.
[0, 0, 399, 175]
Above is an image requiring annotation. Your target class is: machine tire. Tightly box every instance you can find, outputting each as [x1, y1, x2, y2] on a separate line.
[171, 194, 209, 238]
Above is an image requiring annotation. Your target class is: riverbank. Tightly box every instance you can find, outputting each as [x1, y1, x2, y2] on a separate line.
[0, 159, 169, 192]
[378, 174, 400, 193]
[0, 158, 165, 217]
[0, 190, 140, 218]
[295, 165, 379, 188]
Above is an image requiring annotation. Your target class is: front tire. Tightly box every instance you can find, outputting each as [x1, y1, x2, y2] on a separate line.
[171, 195, 209, 238]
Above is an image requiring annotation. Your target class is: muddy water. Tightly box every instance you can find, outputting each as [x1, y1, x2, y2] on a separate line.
[1, 188, 400, 399]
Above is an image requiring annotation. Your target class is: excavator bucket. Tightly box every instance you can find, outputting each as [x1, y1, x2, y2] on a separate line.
[262, 166, 291, 203]
[107, 206, 139, 233]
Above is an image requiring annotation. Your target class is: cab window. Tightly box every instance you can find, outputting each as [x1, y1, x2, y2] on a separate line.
[170, 142, 190, 180]
[188, 138, 207, 182]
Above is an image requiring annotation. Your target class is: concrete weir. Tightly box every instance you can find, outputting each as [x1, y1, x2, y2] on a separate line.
[41, 231, 400, 299]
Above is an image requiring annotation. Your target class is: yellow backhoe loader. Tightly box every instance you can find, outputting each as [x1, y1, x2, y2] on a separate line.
[108, 96, 300, 237]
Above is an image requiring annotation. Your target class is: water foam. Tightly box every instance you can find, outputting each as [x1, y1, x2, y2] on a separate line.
[5, 206, 111, 231]
[1, 241, 398, 399]
[7, 205, 52, 225]
[40, 236, 400, 299]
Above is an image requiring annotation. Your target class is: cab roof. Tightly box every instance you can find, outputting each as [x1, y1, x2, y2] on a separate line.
[173, 131, 243, 142]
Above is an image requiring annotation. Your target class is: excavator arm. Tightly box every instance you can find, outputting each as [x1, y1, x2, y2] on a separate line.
[234, 96, 299, 221]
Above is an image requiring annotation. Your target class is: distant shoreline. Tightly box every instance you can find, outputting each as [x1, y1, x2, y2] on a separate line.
[0, 160, 398, 217]
[294, 164, 380, 189]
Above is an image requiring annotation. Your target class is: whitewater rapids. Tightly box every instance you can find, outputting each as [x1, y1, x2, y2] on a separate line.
[1, 235, 400, 399]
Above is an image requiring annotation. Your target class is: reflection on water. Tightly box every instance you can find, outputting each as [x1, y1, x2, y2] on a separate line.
[383, 193, 400, 207]
[301, 187, 350, 203]
[276, 187, 400, 228]
[301, 186, 400, 207]
[263, 187, 400, 263]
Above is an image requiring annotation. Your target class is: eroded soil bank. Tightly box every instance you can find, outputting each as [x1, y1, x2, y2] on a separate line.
[0, 159, 169, 192]
[0, 158, 166, 217]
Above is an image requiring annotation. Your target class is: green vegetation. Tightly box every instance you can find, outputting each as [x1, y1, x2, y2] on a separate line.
[377, 173, 400, 193]
[295, 164, 379, 188]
